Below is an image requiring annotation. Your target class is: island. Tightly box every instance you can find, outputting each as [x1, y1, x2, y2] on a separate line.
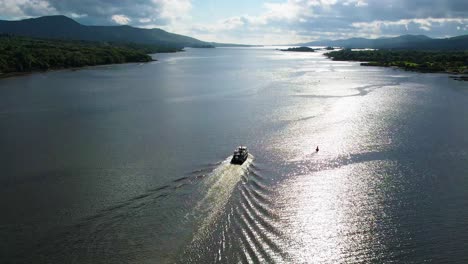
[280, 46, 315, 52]
[0, 35, 183, 77]
[325, 49, 468, 80]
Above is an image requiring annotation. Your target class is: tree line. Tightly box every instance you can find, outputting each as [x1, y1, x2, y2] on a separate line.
[325, 49, 468, 73]
[0, 35, 182, 74]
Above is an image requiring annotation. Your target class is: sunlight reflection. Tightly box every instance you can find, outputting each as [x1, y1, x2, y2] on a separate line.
[277, 162, 390, 263]
[268, 60, 405, 262]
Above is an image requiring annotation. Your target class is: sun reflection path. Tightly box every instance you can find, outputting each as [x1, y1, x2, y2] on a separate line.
[268, 59, 406, 262]
[277, 162, 394, 263]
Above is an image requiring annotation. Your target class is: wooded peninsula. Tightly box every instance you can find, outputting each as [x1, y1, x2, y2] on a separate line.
[325, 49, 468, 75]
[0, 35, 182, 76]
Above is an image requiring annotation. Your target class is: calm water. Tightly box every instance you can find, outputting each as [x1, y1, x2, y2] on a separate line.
[1, 47, 468, 263]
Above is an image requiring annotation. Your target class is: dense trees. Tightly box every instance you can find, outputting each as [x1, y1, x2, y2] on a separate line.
[325, 49, 468, 73]
[280, 47, 315, 52]
[0, 35, 175, 74]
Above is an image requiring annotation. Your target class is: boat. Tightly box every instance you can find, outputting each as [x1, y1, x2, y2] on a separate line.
[231, 146, 248, 165]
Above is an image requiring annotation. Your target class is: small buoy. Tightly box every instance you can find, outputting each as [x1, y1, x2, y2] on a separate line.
[316, 146, 319, 152]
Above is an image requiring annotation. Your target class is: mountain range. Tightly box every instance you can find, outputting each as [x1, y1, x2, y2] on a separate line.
[296, 34, 468, 50]
[0, 15, 246, 48]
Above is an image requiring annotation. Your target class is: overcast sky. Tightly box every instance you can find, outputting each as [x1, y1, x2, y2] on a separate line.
[0, 0, 467, 44]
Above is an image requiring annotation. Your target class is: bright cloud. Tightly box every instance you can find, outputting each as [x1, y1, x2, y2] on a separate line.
[111, 14, 131, 25]
[156, 0, 191, 21]
[352, 17, 468, 35]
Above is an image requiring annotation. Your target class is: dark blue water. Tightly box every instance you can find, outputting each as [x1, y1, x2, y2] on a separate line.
[1, 47, 467, 263]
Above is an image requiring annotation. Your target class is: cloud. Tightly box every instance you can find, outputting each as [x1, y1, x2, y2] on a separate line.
[0, 0, 56, 19]
[262, 1, 307, 22]
[351, 17, 468, 36]
[190, 0, 468, 44]
[70, 13, 87, 19]
[111, 14, 131, 25]
[157, 0, 191, 22]
[343, 0, 367, 7]
[139, 18, 151, 23]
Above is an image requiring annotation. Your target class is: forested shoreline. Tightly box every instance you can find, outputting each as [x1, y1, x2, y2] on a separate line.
[0, 35, 182, 76]
[325, 49, 468, 75]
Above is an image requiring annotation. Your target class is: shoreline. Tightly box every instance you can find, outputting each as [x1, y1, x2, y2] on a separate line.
[359, 62, 468, 81]
[0, 35, 174, 81]
[0, 59, 156, 80]
[324, 50, 468, 82]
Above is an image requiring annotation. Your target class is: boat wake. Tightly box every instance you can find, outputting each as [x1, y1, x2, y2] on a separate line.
[180, 155, 290, 263]
[191, 154, 254, 242]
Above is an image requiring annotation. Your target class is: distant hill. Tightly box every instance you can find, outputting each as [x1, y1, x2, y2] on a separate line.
[297, 34, 468, 50]
[0, 15, 211, 48]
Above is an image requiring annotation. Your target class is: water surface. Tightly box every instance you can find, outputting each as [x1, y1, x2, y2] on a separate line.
[1, 47, 468, 263]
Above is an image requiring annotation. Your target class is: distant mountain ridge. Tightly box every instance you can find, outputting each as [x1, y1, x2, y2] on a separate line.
[297, 34, 468, 50]
[0, 15, 211, 48]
